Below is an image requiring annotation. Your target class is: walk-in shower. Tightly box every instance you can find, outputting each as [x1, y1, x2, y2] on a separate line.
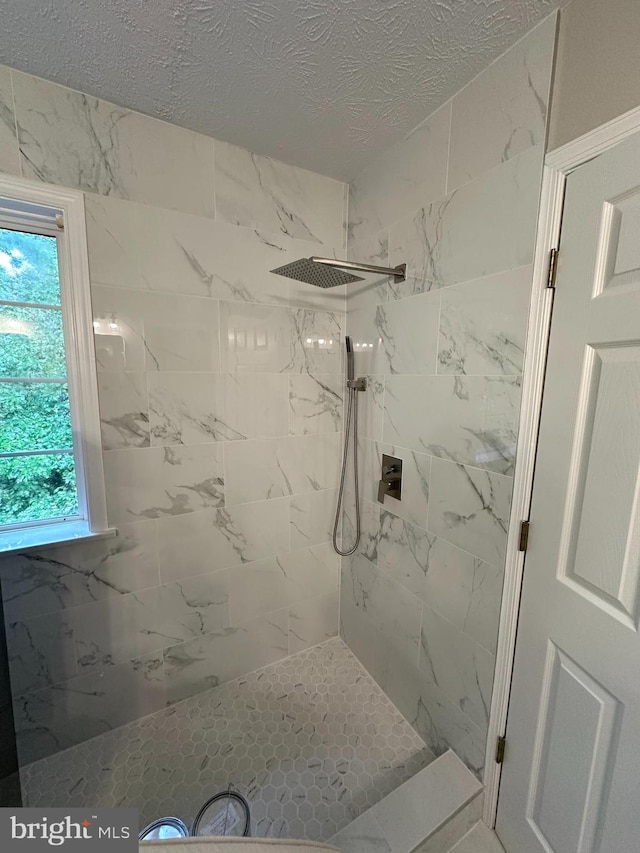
[271, 257, 407, 555]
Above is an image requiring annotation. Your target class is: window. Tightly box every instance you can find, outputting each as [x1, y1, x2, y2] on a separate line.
[0, 177, 110, 552]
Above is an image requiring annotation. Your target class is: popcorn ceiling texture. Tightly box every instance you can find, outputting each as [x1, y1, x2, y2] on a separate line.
[0, 0, 563, 180]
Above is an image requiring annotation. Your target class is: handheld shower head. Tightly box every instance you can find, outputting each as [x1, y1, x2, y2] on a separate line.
[345, 335, 354, 381]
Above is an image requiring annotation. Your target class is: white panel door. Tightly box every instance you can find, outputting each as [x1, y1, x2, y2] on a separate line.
[496, 130, 640, 853]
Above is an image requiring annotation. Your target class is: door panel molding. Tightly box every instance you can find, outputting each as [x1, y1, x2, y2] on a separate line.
[484, 106, 640, 828]
[526, 642, 620, 853]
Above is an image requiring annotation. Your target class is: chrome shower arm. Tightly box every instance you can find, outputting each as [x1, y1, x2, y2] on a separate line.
[310, 256, 407, 283]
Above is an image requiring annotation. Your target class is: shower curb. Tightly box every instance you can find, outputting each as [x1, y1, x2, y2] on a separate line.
[329, 751, 482, 853]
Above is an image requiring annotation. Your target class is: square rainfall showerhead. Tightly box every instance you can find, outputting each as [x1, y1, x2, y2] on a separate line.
[270, 258, 364, 288]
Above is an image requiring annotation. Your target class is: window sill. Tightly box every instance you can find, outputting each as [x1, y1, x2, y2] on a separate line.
[0, 522, 117, 555]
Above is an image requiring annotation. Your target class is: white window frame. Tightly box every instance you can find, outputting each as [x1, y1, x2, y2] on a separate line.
[0, 174, 114, 553]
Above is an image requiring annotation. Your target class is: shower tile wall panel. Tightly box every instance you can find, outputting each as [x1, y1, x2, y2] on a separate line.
[0, 65, 347, 765]
[341, 15, 557, 779]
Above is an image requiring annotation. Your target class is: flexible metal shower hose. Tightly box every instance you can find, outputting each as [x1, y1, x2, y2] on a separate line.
[332, 386, 361, 556]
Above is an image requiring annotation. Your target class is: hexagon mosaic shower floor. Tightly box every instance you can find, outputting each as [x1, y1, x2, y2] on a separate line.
[20, 638, 434, 841]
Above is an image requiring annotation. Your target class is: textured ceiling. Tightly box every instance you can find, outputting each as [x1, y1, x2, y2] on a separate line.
[0, 0, 562, 180]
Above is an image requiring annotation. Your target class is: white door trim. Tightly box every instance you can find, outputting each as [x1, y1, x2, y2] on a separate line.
[483, 103, 640, 828]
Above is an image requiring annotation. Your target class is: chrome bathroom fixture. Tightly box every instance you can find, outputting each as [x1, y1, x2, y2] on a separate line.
[271, 256, 407, 556]
[270, 256, 407, 288]
[330, 335, 366, 556]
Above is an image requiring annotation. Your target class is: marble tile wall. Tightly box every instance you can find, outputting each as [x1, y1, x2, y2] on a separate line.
[340, 15, 557, 778]
[0, 66, 347, 765]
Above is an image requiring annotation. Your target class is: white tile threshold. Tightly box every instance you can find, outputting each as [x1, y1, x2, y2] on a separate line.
[330, 751, 483, 853]
[448, 821, 506, 853]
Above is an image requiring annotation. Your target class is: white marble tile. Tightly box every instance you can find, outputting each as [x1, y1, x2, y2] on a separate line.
[91, 286, 146, 372]
[348, 230, 390, 267]
[348, 103, 450, 244]
[72, 573, 229, 672]
[224, 433, 340, 506]
[148, 373, 229, 446]
[340, 567, 417, 709]
[13, 72, 215, 215]
[346, 230, 390, 310]
[448, 15, 556, 192]
[288, 309, 344, 374]
[215, 140, 346, 248]
[374, 291, 440, 374]
[141, 292, 220, 373]
[412, 679, 487, 778]
[0, 67, 19, 176]
[428, 458, 512, 567]
[85, 197, 143, 291]
[288, 591, 339, 654]
[369, 509, 432, 592]
[358, 439, 431, 530]
[220, 302, 291, 373]
[225, 542, 338, 625]
[289, 489, 337, 549]
[97, 371, 149, 450]
[419, 540, 503, 655]
[370, 752, 482, 853]
[438, 266, 531, 375]
[449, 821, 506, 853]
[389, 146, 544, 290]
[21, 638, 431, 835]
[148, 373, 289, 446]
[220, 302, 343, 375]
[331, 809, 391, 853]
[224, 373, 289, 439]
[94, 274, 221, 401]
[163, 608, 289, 704]
[6, 611, 77, 696]
[14, 652, 166, 765]
[357, 376, 385, 442]
[145, 210, 320, 305]
[384, 375, 522, 475]
[341, 489, 380, 560]
[154, 218, 327, 307]
[412, 794, 483, 853]
[0, 521, 159, 621]
[289, 374, 343, 434]
[103, 445, 224, 525]
[157, 498, 290, 583]
[419, 606, 495, 731]
[346, 304, 380, 376]
[342, 553, 422, 669]
[358, 505, 501, 655]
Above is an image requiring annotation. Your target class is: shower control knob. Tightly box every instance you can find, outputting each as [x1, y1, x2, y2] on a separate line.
[378, 454, 402, 504]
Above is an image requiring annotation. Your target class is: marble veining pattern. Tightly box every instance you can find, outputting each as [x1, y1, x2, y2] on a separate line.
[215, 140, 346, 248]
[0, 58, 352, 776]
[0, 521, 160, 622]
[384, 375, 522, 476]
[12, 72, 215, 217]
[438, 267, 531, 376]
[341, 19, 555, 782]
[0, 66, 19, 175]
[20, 639, 434, 842]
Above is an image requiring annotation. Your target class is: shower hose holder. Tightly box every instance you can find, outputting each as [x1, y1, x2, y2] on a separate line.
[347, 376, 367, 391]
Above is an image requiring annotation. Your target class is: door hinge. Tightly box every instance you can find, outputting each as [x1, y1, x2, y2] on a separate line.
[547, 247, 559, 288]
[496, 735, 507, 764]
[518, 520, 530, 552]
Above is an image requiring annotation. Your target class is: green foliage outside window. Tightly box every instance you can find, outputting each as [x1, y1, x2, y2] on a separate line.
[0, 227, 79, 526]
